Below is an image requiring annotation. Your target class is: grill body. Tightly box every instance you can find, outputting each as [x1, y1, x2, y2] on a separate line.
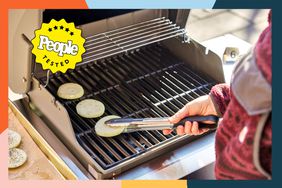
[39, 44, 216, 171]
[9, 9, 225, 179]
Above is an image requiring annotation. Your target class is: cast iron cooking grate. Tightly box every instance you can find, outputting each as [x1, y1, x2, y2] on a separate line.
[40, 44, 216, 170]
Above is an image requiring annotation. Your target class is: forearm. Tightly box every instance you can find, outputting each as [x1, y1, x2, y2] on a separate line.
[209, 83, 231, 117]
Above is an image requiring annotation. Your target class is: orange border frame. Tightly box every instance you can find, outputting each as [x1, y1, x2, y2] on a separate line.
[0, 0, 88, 133]
[1, 3, 188, 187]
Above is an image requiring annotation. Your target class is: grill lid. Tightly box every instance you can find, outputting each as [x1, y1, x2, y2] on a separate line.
[9, 9, 42, 94]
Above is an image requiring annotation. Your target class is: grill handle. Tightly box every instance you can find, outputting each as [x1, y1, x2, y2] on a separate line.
[173, 115, 219, 130]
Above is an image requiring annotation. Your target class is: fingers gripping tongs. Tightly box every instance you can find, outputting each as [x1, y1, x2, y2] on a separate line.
[105, 115, 219, 133]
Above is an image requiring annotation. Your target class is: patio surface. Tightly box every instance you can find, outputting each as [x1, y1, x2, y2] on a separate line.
[186, 9, 270, 45]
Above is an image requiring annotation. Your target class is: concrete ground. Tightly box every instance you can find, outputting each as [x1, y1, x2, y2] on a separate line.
[186, 9, 270, 45]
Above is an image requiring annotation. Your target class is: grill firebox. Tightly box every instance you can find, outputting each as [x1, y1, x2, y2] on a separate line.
[39, 43, 216, 172]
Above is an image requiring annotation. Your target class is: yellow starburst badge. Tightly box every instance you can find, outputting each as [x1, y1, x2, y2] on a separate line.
[31, 19, 85, 73]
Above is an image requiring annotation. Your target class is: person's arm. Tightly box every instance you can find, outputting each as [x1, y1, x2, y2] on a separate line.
[209, 83, 231, 117]
[163, 94, 218, 135]
[163, 83, 231, 136]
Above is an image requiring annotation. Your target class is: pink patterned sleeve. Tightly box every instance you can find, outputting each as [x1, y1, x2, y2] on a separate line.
[209, 83, 231, 117]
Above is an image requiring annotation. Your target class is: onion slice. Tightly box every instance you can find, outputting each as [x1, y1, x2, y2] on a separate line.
[57, 83, 84, 100]
[76, 99, 105, 118]
[95, 115, 124, 137]
[9, 148, 27, 169]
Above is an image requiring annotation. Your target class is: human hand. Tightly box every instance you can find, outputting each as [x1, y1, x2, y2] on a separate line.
[163, 95, 218, 136]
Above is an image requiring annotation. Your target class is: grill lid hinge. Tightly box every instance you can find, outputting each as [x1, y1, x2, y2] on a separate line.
[177, 32, 190, 44]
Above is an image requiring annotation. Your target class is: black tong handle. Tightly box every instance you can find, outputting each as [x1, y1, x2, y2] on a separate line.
[173, 115, 219, 130]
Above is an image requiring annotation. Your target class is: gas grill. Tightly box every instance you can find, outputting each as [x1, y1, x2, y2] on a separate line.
[9, 9, 225, 179]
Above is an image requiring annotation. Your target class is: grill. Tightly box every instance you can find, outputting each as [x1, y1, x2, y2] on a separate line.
[39, 43, 215, 171]
[9, 9, 225, 179]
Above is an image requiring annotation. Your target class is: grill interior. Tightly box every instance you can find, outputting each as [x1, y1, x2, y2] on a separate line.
[39, 43, 216, 170]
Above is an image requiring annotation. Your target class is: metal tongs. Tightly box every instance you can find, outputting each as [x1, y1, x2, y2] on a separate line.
[105, 115, 219, 133]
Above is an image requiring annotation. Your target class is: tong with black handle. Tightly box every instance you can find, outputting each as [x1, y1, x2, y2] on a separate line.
[105, 115, 219, 133]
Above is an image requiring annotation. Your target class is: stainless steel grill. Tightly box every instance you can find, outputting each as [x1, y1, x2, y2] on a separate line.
[39, 43, 215, 171]
[9, 9, 225, 179]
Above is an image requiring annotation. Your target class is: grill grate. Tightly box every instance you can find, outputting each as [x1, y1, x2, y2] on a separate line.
[40, 44, 216, 170]
[81, 17, 186, 65]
